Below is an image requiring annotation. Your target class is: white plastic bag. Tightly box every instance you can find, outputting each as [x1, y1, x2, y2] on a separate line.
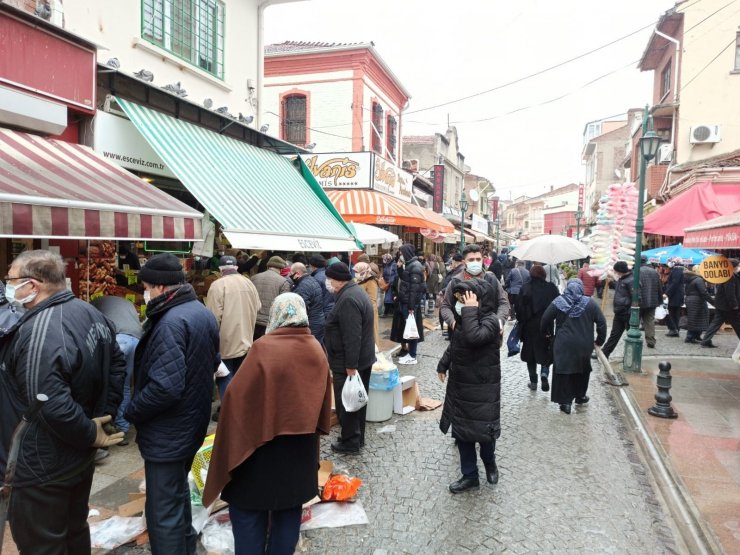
[89, 516, 146, 550]
[655, 305, 668, 320]
[341, 374, 368, 412]
[403, 314, 420, 340]
[733, 341, 740, 365]
[214, 361, 230, 378]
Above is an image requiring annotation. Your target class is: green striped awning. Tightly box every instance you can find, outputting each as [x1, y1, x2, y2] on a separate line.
[115, 98, 358, 252]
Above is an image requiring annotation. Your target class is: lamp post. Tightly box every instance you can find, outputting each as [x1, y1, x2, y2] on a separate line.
[575, 209, 583, 240]
[623, 106, 662, 373]
[459, 189, 469, 251]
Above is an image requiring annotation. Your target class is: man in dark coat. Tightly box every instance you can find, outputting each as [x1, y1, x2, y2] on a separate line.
[125, 253, 220, 555]
[0, 250, 125, 554]
[664, 259, 685, 337]
[323, 262, 376, 454]
[702, 258, 740, 347]
[440, 244, 509, 337]
[390, 244, 427, 364]
[437, 279, 501, 493]
[682, 266, 713, 343]
[639, 256, 663, 349]
[309, 254, 335, 320]
[505, 260, 530, 320]
[488, 252, 503, 281]
[600, 261, 633, 360]
[290, 262, 326, 343]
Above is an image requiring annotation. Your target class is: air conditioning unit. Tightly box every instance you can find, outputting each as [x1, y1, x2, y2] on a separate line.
[690, 125, 721, 144]
[657, 143, 673, 163]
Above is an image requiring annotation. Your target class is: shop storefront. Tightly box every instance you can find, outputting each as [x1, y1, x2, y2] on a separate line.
[684, 211, 740, 255]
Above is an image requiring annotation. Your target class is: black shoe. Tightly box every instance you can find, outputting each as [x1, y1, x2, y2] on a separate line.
[685, 337, 698, 344]
[559, 404, 572, 414]
[666, 331, 679, 337]
[118, 432, 130, 446]
[211, 409, 220, 422]
[397, 349, 409, 358]
[575, 396, 590, 405]
[527, 382, 537, 391]
[331, 441, 360, 454]
[701, 340, 716, 348]
[449, 476, 480, 494]
[541, 376, 550, 392]
[647, 343, 655, 348]
[484, 462, 499, 484]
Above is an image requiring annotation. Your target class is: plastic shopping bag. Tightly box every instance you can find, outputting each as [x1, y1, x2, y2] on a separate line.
[655, 304, 668, 321]
[341, 374, 368, 412]
[321, 474, 363, 501]
[403, 314, 420, 340]
[506, 322, 521, 357]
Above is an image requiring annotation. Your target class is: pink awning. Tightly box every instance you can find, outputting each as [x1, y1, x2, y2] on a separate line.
[684, 211, 740, 249]
[643, 181, 740, 237]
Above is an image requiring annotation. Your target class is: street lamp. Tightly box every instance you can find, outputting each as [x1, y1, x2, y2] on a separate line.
[459, 189, 469, 251]
[623, 106, 662, 373]
[575, 208, 583, 240]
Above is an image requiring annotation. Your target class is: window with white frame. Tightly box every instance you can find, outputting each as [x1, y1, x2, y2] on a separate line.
[141, 0, 225, 79]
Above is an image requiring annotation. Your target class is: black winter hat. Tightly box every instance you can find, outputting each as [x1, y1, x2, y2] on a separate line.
[139, 253, 185, 285]
[309, 254, 326, 268]
[613, 261, 629, 274]
[325, 262, 352, 281]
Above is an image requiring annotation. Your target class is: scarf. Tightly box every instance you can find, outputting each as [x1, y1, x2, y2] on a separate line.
[266, 292, 309, 334]
[143, 283, 197, 332]
[353, 262, 374, 283]
[552, 278, 590, 318]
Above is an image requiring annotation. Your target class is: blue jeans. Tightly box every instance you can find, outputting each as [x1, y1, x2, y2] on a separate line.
[457, 440, 495, 479]
[115, 333, 139, 433]
[229, 505, 302, 555]
[215, 355, 245, 400]
[400, 303, 419, 358]
[144, 458, 196, 555]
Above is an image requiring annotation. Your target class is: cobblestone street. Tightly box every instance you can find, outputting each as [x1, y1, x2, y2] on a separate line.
[304, 324, 682, 554]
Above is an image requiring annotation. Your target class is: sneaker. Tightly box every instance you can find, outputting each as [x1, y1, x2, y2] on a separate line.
[398, 355, 417, 365]
[396, 349, 409, 358]
[94, 448, 109, 463]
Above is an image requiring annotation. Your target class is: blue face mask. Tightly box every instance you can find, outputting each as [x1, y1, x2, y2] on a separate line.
[4, 281, 37, 306]
[455, 302, 464, 316]
[466, 261, 483, 276]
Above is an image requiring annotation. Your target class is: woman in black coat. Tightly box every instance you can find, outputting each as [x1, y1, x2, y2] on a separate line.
[683, 266, 714, 343]
[437, 278, 501, 494]
[541, 278, 607, 415]
[390, 244, 426, 364]
[515, 265, 560, 392]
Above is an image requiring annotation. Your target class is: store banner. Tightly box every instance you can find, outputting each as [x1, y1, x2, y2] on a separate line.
[578, 183, 584, 210]
[433, 164, 445, 213]
[684, 225, 740, 249]
[303, 152, 372, 190]
[471, 214, 489, 234]
[93, 111, 177, 179]
[373, 157, 413, 203]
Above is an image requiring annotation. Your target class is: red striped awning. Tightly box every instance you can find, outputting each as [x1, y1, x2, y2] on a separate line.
[325, 189, 454, 234]
[0, 128, 202, 240]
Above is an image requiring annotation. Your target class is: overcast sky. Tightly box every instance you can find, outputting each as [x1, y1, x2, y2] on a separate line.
[264, 0, 676, 200]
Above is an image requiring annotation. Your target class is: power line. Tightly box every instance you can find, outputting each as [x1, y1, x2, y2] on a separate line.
[265, 110, 354, 140]
[681, 37, 736, 90]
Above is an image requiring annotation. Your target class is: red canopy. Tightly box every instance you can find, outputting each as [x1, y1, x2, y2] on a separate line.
[684, 211, 740, 249]
[643, 181, 740, 237]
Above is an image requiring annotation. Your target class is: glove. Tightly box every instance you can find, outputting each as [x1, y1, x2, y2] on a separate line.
[92, 415, 125, 448]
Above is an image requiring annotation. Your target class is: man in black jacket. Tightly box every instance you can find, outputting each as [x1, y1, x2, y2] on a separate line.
[290, 262, 326, 343]
[0, 250, 125, 554]
[601, 261, 633, 360]
[323, 262, 376, 454]
[639, 256, 663, 349]
[702, 258, 740, 347]
[664, 259, 685, 337]
[395, 244, 427, 365]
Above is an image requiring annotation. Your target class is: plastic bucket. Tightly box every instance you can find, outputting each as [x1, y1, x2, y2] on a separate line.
[366, 389, 394, 422]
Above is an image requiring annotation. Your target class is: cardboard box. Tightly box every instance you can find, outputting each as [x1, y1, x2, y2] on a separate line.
[404, 382, 421, 411]
[393, 376, 416, 415]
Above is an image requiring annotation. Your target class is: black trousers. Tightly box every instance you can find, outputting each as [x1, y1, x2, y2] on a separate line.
[509, 293, 519, 320]
[9, 463, 95, 555]
[253, 324, 267, 342]
[144, 457, 197, 555]
[458, 440, 495, 479]
[703, 308, 740, 341]
[332, 366, 372, 448]
[602, 312, 631, 359]
[667, 306, 682, 333]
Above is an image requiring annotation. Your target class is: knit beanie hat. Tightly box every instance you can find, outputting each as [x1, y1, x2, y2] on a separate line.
[613, 261, 629, 273]
[325, 262, 352, 281]
[267, 256, 287, 270]
[357, 253, 370, 263]
[309, 254, 326, 268]
[139, 253, 185, 285]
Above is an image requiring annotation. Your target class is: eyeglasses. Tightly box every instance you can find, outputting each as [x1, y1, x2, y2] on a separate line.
[3, 275, 43, 283]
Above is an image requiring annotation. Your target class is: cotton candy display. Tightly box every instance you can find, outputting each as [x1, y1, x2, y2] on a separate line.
[589, 183, 639, 278]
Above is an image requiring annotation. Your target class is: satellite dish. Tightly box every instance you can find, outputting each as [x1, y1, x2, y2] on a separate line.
[468, 189, 480, 203]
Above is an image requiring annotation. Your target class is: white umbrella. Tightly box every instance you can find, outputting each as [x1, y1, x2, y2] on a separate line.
[508, 235, 589, 264]
[348, 222, 399, 245]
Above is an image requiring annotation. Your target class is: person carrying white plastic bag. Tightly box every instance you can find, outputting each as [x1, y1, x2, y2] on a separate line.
[403, 313, 420, 340]
[341, 374, 368, 412]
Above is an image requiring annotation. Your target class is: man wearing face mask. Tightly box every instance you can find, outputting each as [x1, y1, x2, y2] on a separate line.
[0, 250, 126, 554]
[323, 262, 376, 454]
[440, 244, 510, 338]
[125, 253, 220, 554]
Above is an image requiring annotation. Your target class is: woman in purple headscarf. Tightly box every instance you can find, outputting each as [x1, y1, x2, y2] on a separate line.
[540, 278, 607, 414]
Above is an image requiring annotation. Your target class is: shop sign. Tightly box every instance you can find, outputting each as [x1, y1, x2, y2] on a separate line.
[471, 214, 489, 235]
[578, 183, 584, 210]
[490, 196, 499, 221]
[372, 157, 413, 203]
[698, 255, 733, 284]
[684, 225, 740, 250]
[433, 164, 445, 213]
[304, 152, 371, 190]
[93, 112, 177, 179]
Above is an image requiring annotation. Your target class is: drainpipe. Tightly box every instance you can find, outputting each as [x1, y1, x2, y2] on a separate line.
[654, 29, 681, 198]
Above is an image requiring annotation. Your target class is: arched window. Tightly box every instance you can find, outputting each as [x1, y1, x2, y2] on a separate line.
[282, 94, 307, 145]
[371, 102, 384, 154]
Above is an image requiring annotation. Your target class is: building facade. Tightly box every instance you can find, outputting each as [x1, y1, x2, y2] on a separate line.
[263, 41, 410, 157]
[501, 184, 579, 240]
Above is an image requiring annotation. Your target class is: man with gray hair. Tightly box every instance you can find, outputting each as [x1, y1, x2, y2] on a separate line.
[290, 261, 326, 343]
[0, 249, 125, 553]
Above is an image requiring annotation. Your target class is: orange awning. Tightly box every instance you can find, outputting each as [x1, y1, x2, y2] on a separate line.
[325, 189, 454, 234]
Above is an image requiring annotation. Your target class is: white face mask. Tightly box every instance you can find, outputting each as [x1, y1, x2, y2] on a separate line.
[325, 279, 336, 294]
[4, 281, 37, 306]
[143, 290, 152, 304]
[466, 261, 483, 275]
[455, 302, 464, 316]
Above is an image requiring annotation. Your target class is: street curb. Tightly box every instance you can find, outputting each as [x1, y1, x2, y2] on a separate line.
[607, 365, 725, 555]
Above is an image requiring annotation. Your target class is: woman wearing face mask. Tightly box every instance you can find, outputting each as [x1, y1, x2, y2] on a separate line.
[437, 279, 501, 493]
[389, 244, 426, 365]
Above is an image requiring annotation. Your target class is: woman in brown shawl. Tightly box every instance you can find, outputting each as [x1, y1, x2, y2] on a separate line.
[354, 261, 380, 345]
[203, 292, 332, 554]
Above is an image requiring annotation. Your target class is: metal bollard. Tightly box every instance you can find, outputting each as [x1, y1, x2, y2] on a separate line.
[648, 361, 678, 419]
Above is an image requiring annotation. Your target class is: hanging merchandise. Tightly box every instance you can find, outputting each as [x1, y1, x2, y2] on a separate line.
[588, 183, 639, 279]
